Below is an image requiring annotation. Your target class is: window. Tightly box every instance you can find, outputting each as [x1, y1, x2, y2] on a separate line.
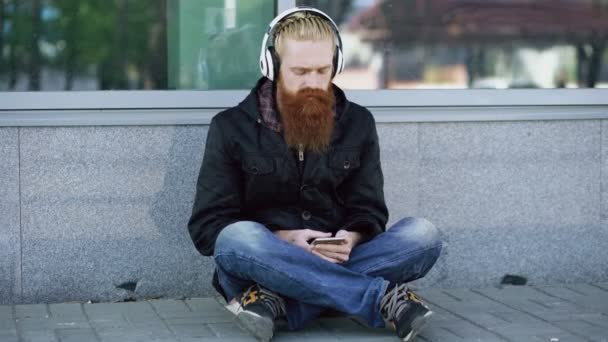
[0, 0, 274, 91]
[297, 0, 608, 89]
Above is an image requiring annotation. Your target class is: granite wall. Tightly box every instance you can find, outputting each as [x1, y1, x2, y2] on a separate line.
[0, 119, 606, 304]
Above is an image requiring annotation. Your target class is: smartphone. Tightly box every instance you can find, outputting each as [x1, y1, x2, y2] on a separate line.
[311, 237, 347, 245]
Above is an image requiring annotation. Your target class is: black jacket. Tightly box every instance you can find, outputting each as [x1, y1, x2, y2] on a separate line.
[188, 79, 388, 257]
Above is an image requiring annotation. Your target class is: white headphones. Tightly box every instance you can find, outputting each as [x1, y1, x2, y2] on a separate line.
[259, 6, 345, 81]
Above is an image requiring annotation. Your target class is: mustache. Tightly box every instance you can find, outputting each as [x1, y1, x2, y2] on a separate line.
[291, 88, 334, 112]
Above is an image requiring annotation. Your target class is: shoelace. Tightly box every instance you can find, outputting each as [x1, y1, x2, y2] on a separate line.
[380, 283, 413, 321]
[242, 285, 287, 319]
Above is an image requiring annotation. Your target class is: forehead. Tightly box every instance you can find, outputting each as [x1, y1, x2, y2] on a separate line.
[280, 39, 334, 67]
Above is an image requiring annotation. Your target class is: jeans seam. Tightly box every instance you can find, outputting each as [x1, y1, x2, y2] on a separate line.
[356, 241, 442, 275]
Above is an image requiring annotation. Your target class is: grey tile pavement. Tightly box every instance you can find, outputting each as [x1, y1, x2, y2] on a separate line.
[1, 283, 607, 342]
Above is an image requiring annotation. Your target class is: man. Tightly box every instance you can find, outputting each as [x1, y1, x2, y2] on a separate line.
[188, 7, 442, 342]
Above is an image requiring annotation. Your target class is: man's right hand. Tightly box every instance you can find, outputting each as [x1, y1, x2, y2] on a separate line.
[273, 229, 331, 251]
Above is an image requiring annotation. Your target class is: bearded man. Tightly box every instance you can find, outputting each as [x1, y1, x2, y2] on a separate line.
[188, 7, 443, 342]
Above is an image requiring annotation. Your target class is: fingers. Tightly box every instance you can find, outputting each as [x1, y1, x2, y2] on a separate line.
[315, 249, 349, 263]
[312, 243, 351, 255]
[334, 229, 348, 237]
[304, 229, 332, 240]
[311, 249, 341, 264]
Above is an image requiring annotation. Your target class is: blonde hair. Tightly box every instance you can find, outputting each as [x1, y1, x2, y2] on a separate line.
[273, 12, 337, 59]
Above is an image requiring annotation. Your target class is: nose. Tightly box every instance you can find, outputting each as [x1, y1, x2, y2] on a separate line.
[303, 73, 325, 90]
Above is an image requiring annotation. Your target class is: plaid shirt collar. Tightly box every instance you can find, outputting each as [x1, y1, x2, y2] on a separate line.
[257, 78, 283, 132]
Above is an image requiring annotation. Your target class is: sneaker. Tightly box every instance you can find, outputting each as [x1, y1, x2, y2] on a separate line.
[380, 284, 433, 341]
[234, 284, 286, 342]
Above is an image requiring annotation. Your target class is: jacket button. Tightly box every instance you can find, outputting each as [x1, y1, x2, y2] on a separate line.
[301, 211, 311, 220]
[343, 160, 351, 169]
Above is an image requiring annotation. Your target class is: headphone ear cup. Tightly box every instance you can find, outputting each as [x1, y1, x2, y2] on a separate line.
[268, 46, 280, 81]
[332, 51, 339, 78]
[335, 48, 344, 75]
[263, 48, 274, 80]
[331, 47, 344, 78]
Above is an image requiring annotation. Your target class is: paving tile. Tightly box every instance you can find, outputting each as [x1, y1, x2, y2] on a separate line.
[545, 320, 608, 341]
[426, 289, 519, 315]
[315, 317, 397, 340]
[184, 298, 235, 320]
[170, 323, 215, 338]
[0, 306, 14, 320]
[185, 298, 227, 312]
[127, 322, 175, 338]
[417, 328, 464, 341]
[517, 335, 587, 342]
[206, 322, 250, 337]
[84, 302, 162, 326]
[88, 319, 131, 330]
[471, 287, 580, 314]
[0, 318, 16, 331]
[484, 322, 568, 337]
[19, 329, 59, 342]
[49, 304, 88, 322]
[439, 325, 508, 340]
[15, 304, 50, 319]
[273, 333, 340, 342]
[95, 326, 173, 342]
[534, 284, 608, 312]
[273, 320, 338, 341]
[55, 328, 99, 342]
[593, 283, 608, 291]
[441, 312, 511, 329]
[0, 334, 18, 342]
[417, 289, 465, 304]
[178, 338, 257, 342]
[150, 299, 195, 319]
[579, 314, 608, 329]
[16, 318, 91, 331]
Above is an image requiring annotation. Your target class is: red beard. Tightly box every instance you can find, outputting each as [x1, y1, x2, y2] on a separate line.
[276, 80, 335, 153]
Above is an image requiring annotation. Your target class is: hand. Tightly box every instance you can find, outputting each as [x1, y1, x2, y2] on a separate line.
[311, 230, 362, 264]
[273, 229, 331, 251]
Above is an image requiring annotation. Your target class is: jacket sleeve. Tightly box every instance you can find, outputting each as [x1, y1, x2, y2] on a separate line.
[188, 116, 242, 256]
[338, 115, 388, 243]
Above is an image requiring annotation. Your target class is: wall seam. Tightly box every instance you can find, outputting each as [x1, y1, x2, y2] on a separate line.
[416, 122, 422, 215]
[601, 120, 605, 225]
[17, 128, 23, 303]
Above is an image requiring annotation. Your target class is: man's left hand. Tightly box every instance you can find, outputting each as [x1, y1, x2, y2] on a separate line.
[311, 230, 362, 264]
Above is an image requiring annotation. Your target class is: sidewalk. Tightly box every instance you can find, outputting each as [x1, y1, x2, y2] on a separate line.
[1, 283, 607, 342]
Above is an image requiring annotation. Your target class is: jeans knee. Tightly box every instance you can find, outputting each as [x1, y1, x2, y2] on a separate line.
[392, 217, 442, 251]
[214, 221, 267, 258]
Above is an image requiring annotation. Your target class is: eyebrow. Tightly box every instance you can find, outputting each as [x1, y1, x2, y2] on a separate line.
[291, 65, 332, 72]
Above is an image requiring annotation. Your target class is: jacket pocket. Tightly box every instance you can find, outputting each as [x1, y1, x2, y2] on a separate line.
[241, 155, 275, 175]
[329, 149, 361, 171]
[329, 148, 361, 184]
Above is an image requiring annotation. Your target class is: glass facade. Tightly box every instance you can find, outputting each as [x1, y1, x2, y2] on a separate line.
[298, 0, 608, 89]
[0, 0, 273, 91]
[2, 0, 608, 93]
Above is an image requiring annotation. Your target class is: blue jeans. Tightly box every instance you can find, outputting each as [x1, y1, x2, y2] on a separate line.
[213, 217, 442, 330]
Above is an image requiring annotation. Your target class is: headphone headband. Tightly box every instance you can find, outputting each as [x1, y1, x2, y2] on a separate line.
[259, 6, 344, 81]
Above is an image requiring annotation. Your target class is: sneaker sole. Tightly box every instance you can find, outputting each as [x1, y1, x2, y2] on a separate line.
[403, 310, 433, 342]
[235, 310, 274, 342]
